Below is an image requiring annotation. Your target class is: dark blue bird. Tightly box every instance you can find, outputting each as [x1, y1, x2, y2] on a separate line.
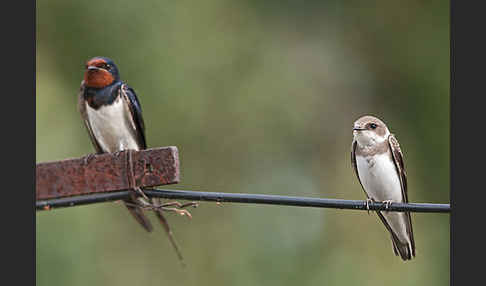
[78, 57, 190, 262]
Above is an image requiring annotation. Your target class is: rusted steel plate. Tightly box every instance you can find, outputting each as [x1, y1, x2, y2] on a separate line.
[36, 146, 180, 200]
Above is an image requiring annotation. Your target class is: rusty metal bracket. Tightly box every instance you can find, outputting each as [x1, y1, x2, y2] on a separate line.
[36, 146, 180, 201]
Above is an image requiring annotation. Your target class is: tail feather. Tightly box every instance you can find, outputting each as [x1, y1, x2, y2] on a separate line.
[122, 195, 185, 265]
[405, 210, 416, 257]
[397, 243, 413, 261]
[376, 211, 415, 261]
[391, 237, 399, 256]
[390, 234, 414, 260]
[152, 198, 185, 266]
[123, 200, 153, 232]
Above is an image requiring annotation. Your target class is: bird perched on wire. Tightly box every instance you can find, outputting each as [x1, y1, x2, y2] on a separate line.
[351, 115, 415, 260]
[78, 56, 195, 263]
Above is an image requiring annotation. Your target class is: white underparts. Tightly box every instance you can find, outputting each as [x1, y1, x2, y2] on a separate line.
[356, 152, 411, 245]
[85, 97, 139, 153]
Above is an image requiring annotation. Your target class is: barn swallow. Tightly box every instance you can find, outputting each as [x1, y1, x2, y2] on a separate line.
[78, 56, 190, 262]
[351, 115, 415, 260]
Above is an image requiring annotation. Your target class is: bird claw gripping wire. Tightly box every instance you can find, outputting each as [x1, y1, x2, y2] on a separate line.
[365, 198, 374, 215]
[382, 200, 393, 211]
[82, 153, 97, 166]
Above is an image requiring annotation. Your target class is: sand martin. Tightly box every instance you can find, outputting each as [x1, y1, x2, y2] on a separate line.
[351, 115, 415, 260]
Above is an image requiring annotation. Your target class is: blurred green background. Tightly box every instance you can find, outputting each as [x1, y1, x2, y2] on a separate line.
[36, 0, 449, 285]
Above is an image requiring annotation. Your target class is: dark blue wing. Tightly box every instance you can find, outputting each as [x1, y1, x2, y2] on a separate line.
[121, 84, 147, 149]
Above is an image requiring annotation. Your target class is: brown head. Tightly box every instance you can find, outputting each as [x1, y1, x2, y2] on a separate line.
[352, 115, 390, 147]
[83, 57, 120, 88]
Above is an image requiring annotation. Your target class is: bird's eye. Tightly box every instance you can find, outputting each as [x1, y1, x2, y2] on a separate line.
[369, 123, 377, 129]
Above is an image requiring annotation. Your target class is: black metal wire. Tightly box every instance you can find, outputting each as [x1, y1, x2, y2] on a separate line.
[36, 188, 450, 213]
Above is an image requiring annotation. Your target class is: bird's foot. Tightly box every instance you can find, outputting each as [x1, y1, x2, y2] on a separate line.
[382, 200, 393, 211]
[365, 198, 374, 215]
[113, 150, 125, 157]
[83, 153, 97, 165]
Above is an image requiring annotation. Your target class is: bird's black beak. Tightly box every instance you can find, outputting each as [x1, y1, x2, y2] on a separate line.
[353, 127, 365, 131]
